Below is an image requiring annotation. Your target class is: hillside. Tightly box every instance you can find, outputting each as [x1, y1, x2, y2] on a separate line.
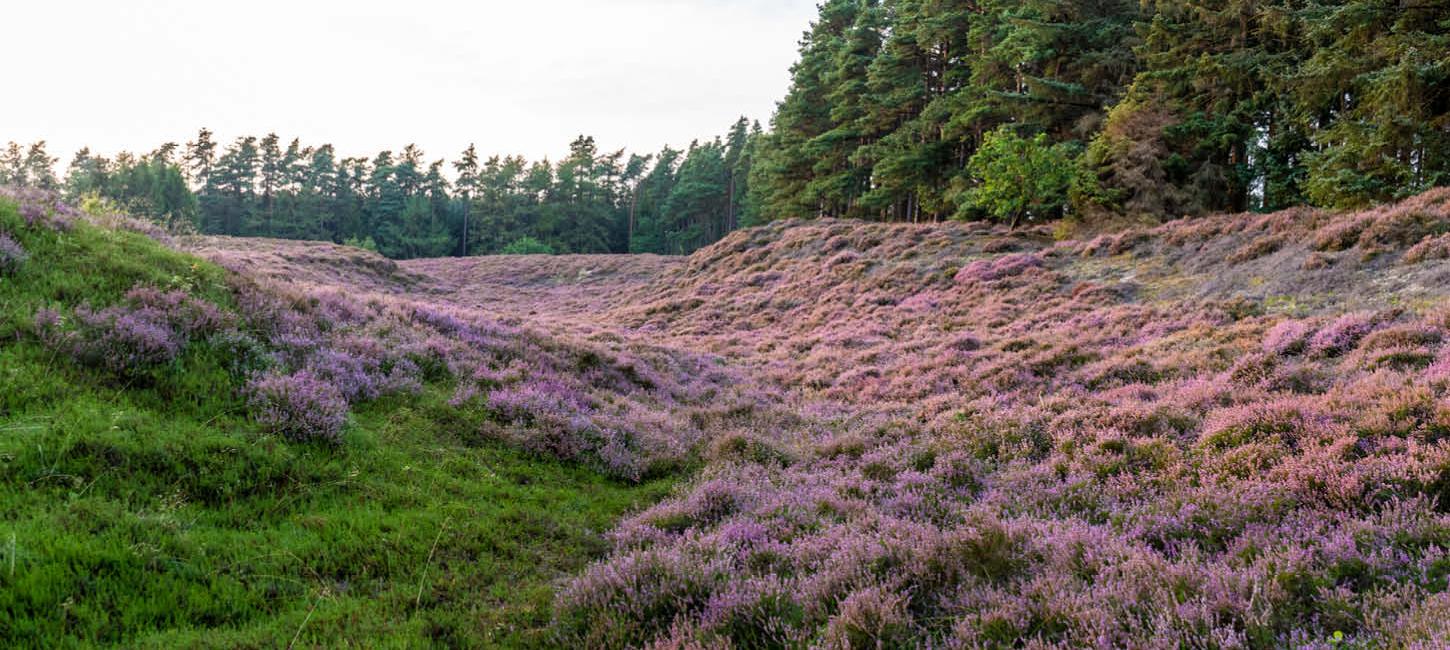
[0, 189, 771, 647]
[171, 190, 1450, 647]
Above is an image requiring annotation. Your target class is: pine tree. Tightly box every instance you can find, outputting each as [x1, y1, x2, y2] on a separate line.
[453, 144, 480, 255]
[752, 0, 869, 220]
[2, 142, 28, 187]
[256, 133, 284, 234]
[206, 136, 259, 235]
[65, 148, 109, 197]
[23, 142, 59, 190]
[184, 129, 217, 189]
[630, 146, 681, 254]
[1087, 0, 1303, 217]
[1295, 0, 1450, 208]
[663, 139, 729, 253]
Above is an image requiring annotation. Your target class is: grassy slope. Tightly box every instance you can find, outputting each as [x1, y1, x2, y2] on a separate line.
[0, 200, 670, 648]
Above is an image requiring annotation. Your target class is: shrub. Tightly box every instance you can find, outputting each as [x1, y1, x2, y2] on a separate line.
[1198, 400, 1327, 451]
[0, 232, 27, 275]
[208, 329, 274, 379]
[1302, 252, 1335, 270]
[1357, 324, 1443, 352]
[1309, 312, 1384, 357]
[31, 287, 237, 378]
[1, 186, 77, 231]
[954, 253, 1044, 284]
[1310, 216, 1370, 252]
[961, 126, 1078, 227]
[821, 587, 916, 649]
[123, 287, 232, 337]
[74, 305, 183, 374]
[697, 576, 805, 648]
[500, 236, 555, 255]
[708, 432, 792, 466]
[1404, 233, 1450, 264]
[343, 235, 379, 253]
[35, 304, 182, 377]
[1263, 320, 1314, 356]
[945, 412, 1052, 463]
[247, 370, 349, 444]
[1227, 233, 1285, 263]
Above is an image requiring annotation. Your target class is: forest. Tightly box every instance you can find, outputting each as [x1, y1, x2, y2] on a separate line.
[4, 1, 1446, 256]
[750, 0, 1449, 224]
[0, 120, 761, 259]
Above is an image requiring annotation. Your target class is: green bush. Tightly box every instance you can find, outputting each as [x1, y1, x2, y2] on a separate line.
[500, 236, 555, 255]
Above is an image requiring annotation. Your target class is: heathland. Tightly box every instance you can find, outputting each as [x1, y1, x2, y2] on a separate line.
[3, 186, 1449, 647]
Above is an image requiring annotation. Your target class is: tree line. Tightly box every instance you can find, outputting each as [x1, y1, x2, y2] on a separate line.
[747, 0, 1450, 225]
[2, 119, 762, 258]
[8, 1, 1446, 247]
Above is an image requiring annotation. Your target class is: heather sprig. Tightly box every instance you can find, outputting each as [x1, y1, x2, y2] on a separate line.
[0, 231, 27, 275]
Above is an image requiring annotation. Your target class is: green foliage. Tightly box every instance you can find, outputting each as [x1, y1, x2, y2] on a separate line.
[500, 236, 556, 255]
[660, 139, 729, 254]
[12, 117, 761, 261]
[1296, 2, 1450, 209]
[0, 141, 59, 190]
[65, 147, 197, 228]
[343, 235, 379, 253]
[376, 194, 452, 259]
[753, 0, 1450, 224]
[752, 0, 1138, 222]
[961, 127, 1079, 226]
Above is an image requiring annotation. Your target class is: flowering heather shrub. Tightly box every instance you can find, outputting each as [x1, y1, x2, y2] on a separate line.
[1307, 187, 1450, 257]
[1227, 232, 1285, 263]
[1356, 189, 1450, 248]
[821, 585, 915, 648]
[1309, 311, 1387, 356]
[1302, 251, 1336, 270]
[1405, 232, 1450, 264]
[1263, 319, 1315, 356]
[73, 304, 183, 374]
[488, 379, 594, 426]
[1310, 213, 1374, 252]
[0, 232, 27, 275]
[0, 186, 77, 231]
[1197, 399, 1332, 451]
[122, 286, 232, 337]
[201, 248, 760, 479]
[305, 349, 385, 402]
[953, 252, 1044, 284]
[247, 370, 349, 444]
[32, 288, 235, 378]
[1357, 324, 1444, 351]
[36, 303, 180, 377]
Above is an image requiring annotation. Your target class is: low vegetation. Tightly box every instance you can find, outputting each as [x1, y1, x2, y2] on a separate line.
[0, 189, 684, 647]
[536, 190, 1450, 648]
[5, 186, 1450, 647]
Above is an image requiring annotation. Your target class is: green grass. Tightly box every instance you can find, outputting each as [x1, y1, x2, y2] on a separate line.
[0, 200, 672, 647]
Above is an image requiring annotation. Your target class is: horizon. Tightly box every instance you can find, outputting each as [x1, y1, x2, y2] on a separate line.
[8, 0, 818, 166]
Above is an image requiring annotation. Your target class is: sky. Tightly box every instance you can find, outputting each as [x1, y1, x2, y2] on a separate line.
[6, 0, 819, 167]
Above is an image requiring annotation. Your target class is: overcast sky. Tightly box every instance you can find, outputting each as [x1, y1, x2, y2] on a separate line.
[7, 0, 818, 166]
